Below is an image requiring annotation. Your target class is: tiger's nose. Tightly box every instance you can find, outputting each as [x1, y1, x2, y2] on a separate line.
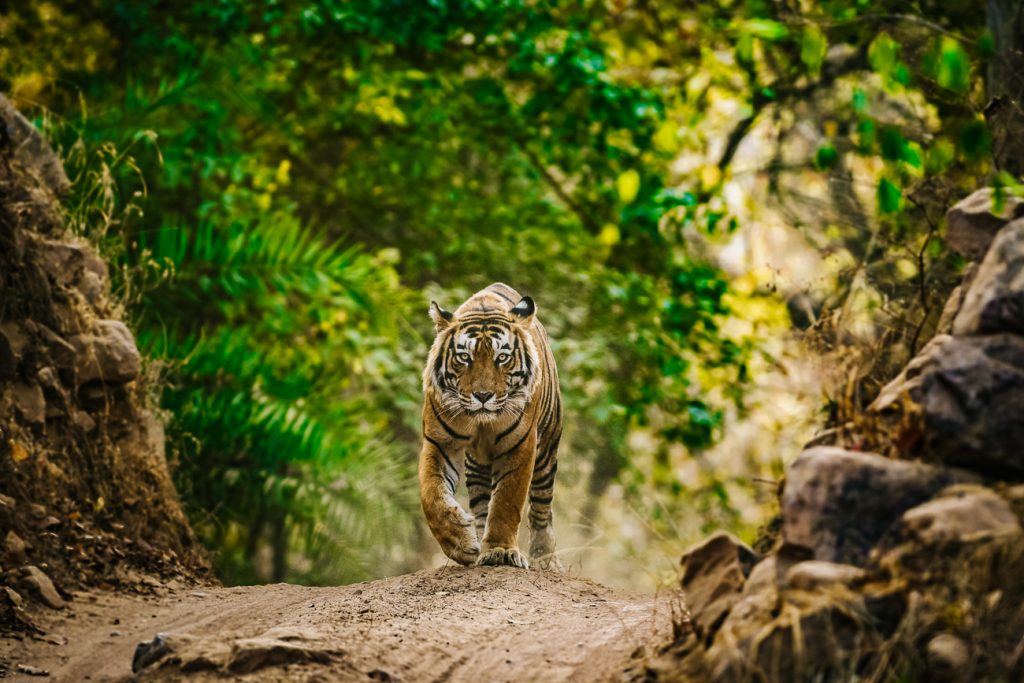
[473, 391, 494, 403]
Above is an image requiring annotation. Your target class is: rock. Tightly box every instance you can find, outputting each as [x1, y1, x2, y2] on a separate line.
[228, 635, 338, 674]
[0, 321, 28, 378]
[953, 219, 1024, 335]
[902, 486, 1021, 544]
[935, 264, 979, 335]
[926, 633, 971, 681]
[871, 334, 1024, 478]
[133, 632, 176, 672]
[5, 531, 28, 560]
[72, 320, 141, 384]
[3, 586, 24, 608]
[18, 565, 65, 609]
[35, 323, 77, 370]
[15, 663, 50, 677]
[781, 447, 973, 566]
[784, 561, 866, 591]
[72, 410, 96, 433]
[945, 188, 1024, 260]
[0, 93, 70, 196]
[36, 239, 109, 304]
[678, 531, 757, 642]
[11, 381, 46, 424]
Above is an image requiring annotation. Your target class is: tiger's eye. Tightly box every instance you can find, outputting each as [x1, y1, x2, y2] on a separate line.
[496, 353, 511, 364]
[456, 352, 472, 364]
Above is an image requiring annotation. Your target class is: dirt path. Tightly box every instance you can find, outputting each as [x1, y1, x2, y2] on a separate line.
[1, 567, 679, 682]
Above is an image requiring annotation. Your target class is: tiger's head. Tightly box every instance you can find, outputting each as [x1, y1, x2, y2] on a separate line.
[424, 297, 540, 423]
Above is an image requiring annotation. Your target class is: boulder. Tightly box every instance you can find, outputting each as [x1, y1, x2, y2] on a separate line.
[679, 531, 758, 642]
[781, 447, 974, 566]
[945, 188, 1024, 260]
[901, 486, 1021, 544]
[72, 320, 141, 384]
[870, 334, 1024, 478]
[953, 219, 1024, 336]
[0, 94, 70, 196]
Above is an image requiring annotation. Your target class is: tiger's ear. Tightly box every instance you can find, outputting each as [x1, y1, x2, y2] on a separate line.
[429, 301, 454, 331]
[510, 296, 535, 323]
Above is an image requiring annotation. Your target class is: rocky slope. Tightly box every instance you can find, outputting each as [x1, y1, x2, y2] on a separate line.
[635, 189, 1024, 682]
[0, 96, 209, 640]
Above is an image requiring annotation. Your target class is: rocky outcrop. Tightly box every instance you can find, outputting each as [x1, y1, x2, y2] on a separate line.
[0, 95, 207, 629]
[945, 188, 1024, 260]
[636, 186, 1024, 682]
[952, 218, 1024, 335]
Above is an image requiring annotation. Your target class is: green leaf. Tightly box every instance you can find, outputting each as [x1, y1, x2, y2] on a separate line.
[814, 144, 838, 170]
[735, 31, 754, 66]
[741, 19, 789, 41]
[868, 33, 900, 76]
[878, 177, 901, 213]
[925, 138, 955, 174]
[852, 88, 867, 113]
[936, 38, 971, 94]
[800, 25, 826, 73]
[959, 119, 991, 161]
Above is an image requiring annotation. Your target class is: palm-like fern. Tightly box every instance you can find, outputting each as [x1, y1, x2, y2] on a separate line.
[133, 205, 416, 584]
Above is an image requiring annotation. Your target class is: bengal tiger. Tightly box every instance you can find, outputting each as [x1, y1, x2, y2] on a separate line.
[419, 282, 563, 570]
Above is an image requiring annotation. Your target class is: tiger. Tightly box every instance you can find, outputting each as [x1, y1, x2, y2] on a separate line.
[419, 282, 563, 570]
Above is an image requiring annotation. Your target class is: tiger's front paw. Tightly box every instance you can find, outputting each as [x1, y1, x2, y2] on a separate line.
[476, 546, 529, 569]
[437, 507, 480, 566]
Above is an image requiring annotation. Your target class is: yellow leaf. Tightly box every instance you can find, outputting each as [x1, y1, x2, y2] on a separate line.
[701, 165, 722, 190]
[275, 159, 291, 185]
[94, 496, 105, 513]
[598, 224, 621, 246]
[9, 440, 28, 462]
[616, 169, 640, 203]
[653, 122, 679, 154]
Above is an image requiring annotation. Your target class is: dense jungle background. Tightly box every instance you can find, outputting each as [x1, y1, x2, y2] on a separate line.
[0, 0, 1008, 590]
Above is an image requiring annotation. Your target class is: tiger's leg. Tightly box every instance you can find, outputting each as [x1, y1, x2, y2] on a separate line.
[419, 438, 479, 566]
[477, 431, 536, 568]
[528, 433, 562, 571]
[465, 452, 491, 541]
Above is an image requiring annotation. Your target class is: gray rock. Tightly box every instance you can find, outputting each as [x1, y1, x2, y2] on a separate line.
[133, 632, 176, 672]
[18, 565, 65, 609]
[953, 219, 1024, 335]
[0, 94, 70, 196]
[72, 320, 141, 384]
[784, 561, 866, 591]
[945, 188, 1024, 260]
[11, 382, 46, 424]
[36, 238, 109, 304]
[781, 447, 973, 565]
[678, 531, 757, 642]
[926, 633, 971, 681]
[902, 486, 1021, 544]
[871, 334, 1024, 478]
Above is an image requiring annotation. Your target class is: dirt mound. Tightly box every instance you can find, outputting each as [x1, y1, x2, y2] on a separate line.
[0, 96, 210, 638]
[0, 566, 677, 681]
